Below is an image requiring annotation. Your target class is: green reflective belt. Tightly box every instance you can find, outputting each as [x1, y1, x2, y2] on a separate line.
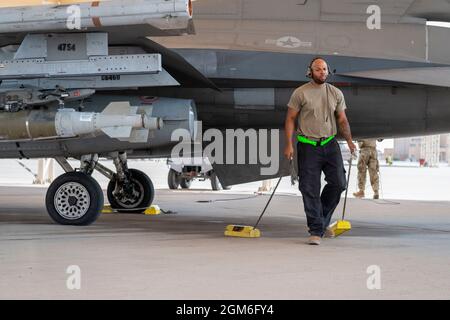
[297, 135, 335, 147]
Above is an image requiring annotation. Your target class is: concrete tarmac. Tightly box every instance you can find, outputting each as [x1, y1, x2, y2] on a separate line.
[0, 186, 450, 300]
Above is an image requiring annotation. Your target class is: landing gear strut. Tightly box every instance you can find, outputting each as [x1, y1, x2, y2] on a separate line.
[106, 152, 155, 213]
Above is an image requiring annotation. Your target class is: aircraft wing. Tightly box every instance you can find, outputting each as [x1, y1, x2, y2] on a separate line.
[192, 0, 450, 24]
[132, 37, 219, 90]
[337, 67, 450, 88]
[317, 0, 450, 24]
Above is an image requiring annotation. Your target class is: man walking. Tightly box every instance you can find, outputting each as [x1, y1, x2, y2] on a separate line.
[353, 139, 380, 199]
[284, 57, 356, 245]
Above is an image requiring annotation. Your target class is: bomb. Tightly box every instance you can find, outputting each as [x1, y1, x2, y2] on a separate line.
[0, 101, 163, 142]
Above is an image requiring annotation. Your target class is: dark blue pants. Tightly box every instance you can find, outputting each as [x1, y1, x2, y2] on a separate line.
[297, 139, 347, 237]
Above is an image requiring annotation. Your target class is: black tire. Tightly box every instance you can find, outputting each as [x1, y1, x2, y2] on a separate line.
[107, 169, 154, 214]
[168, 169, 181, 190]
[210, 172, 223, 191]
[180, 178, 192, 189]
[46, 172, 104, 226]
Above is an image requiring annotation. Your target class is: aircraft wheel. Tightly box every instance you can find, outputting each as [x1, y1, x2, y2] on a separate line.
[46, 172, 104, 226]
[180, 178, 192, 189]
[168, 169, 181, 190]
[107, 169, 154, 214]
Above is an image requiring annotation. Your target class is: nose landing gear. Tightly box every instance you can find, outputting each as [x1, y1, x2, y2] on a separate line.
[46, 152, 155, 225]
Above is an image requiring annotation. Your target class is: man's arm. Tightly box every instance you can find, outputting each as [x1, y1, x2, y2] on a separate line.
[284, 108, 299, 160]
[336, 111, 356, 154]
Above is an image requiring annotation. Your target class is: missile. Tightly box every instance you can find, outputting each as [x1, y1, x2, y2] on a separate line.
[0, 101, 164, 142]
[0, 0, 193, 34]
[0, 1, 104, 9]
[56, 102, 163, 140]
[0, 1, 109, 9]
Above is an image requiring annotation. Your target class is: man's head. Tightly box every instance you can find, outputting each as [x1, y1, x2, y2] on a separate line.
[308, 57, 329, 85]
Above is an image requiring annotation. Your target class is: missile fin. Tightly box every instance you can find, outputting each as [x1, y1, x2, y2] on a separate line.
[128, 128, 150, 143]
[101, 126, 132, 139]
[101, 102, 131, 115]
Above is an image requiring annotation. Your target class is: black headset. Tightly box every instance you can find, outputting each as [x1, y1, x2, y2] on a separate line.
[306, 57, 332, 78]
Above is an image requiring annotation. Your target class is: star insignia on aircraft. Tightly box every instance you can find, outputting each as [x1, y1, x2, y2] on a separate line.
[277, 36, 301, 48]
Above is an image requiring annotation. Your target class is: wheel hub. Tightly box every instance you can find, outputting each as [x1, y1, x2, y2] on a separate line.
[68, 196, 78, 206]
[54, 182, 90, 220]
[115, 180, 144, 209]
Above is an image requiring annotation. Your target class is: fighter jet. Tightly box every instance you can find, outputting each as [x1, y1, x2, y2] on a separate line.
[0, 0, 450, 225]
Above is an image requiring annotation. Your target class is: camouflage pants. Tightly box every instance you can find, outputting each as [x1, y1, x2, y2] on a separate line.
[357, 148, 379, 193]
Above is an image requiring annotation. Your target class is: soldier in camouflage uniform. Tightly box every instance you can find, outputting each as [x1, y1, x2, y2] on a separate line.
[353, 139, 380, 199]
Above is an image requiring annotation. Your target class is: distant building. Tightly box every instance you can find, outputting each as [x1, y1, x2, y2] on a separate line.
[421, 135, 440, 167]
[393, 137, 422, 161]
[441, 134, 450, 163]
[394, 134, 450, 164]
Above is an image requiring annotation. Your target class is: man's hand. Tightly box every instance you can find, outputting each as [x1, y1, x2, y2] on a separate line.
[284, 144, 294, 161]
[347, 140, 357, 155]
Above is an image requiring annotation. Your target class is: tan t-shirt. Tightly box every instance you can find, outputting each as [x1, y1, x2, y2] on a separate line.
[287, 82, 347, 138]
